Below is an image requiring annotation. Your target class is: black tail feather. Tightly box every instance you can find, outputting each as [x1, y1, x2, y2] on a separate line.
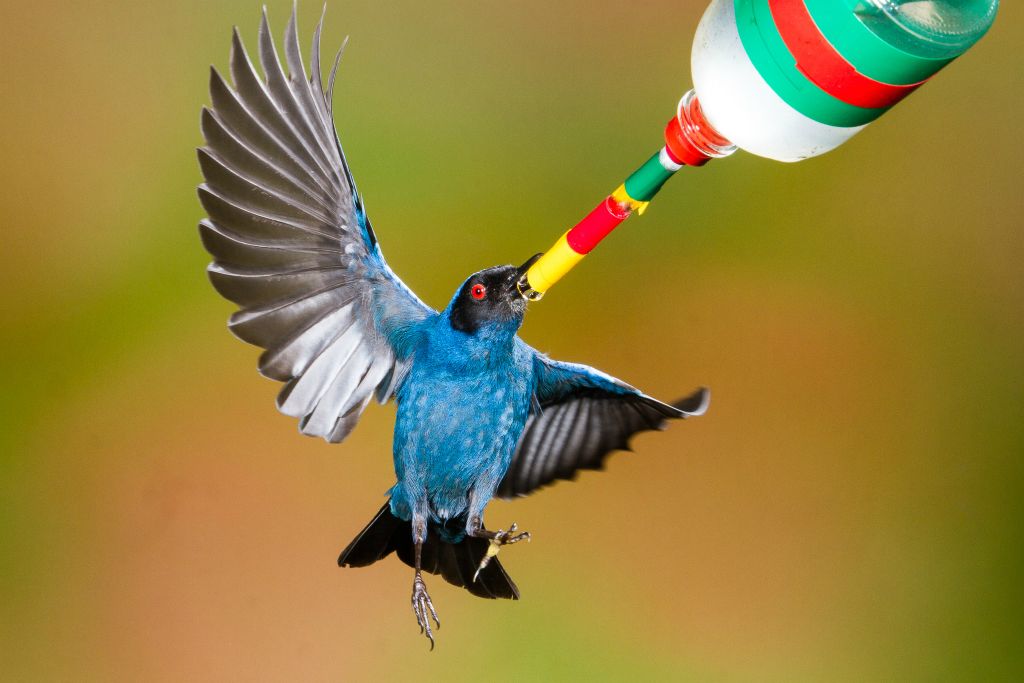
[338, 502, 520, 600]
[336, 503, 403, 567]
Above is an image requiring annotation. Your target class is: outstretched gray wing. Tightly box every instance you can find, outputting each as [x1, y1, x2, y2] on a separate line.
[198, 8, 433, 443]
[497, 348, 709, 498]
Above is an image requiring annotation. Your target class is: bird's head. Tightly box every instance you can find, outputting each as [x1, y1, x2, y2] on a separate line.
[447, 255, 542, 335]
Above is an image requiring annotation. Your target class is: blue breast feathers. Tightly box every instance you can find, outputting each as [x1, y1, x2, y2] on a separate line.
[388, 313, 533, 526]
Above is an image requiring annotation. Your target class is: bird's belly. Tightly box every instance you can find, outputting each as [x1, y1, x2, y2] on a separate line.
[393, 373, 529, 521]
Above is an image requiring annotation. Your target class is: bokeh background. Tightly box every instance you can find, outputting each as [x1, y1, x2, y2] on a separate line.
[2, 1, 1022, 680]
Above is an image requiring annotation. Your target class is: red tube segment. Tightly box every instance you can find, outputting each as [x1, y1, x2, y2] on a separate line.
[565, 197, 631, 254]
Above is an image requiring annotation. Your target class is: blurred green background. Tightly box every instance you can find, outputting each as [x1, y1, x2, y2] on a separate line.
[2, 1, 1022, 680]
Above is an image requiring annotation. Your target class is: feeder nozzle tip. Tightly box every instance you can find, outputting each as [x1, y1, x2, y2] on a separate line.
[515, 253, 545, 301]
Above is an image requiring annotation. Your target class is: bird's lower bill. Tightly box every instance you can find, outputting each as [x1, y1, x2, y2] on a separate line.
[516, 273, 543, 301]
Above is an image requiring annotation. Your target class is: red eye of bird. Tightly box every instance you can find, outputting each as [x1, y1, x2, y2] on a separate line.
[470, 283, 487, 300]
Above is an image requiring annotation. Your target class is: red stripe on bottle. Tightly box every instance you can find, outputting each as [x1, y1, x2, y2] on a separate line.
[566, 197, 631, 254]
[769, 0, 926, 109]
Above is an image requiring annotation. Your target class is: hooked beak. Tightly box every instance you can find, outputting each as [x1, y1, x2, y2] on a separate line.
[516, 253, 543, 280]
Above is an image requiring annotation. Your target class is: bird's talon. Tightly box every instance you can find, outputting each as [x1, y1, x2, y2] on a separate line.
[508, 529, 530, 544]
[473, 523, 531, 580]
[498, 523, 530, 546]
[411, 572, 439, 649]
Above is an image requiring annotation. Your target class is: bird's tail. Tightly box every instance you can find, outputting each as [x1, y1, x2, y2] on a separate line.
[338, 502, 520, 600]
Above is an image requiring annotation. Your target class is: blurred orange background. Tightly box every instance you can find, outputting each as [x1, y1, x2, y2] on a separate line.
[2, 1, 1022, 680]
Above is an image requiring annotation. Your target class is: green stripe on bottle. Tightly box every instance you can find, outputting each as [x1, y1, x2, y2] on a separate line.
[804, 0, 954, 85]
[734, 0, 887, 128]
[623, 152, 675, 202]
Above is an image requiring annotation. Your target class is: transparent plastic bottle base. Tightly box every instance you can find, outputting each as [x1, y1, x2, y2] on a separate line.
[689, 0, 999, 161]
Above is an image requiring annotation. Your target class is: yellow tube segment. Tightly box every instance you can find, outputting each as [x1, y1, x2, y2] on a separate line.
[521, 232, 585, 299]
[611, 184, 650, 215]
[517, 149, 675, 301]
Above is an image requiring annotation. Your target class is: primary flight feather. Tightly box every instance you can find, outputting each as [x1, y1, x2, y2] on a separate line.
[198, 6, 709, 648]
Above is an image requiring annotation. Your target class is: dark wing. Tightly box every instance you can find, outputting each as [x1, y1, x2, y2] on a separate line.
[198, 8, 434, 443]
[497, 346, 709, 498]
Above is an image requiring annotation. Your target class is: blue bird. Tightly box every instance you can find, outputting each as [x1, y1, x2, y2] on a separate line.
[198, 8, 709, 648]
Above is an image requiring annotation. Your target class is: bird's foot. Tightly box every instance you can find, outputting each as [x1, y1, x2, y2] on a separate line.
[411, 571, 440, 650]
[473, 522, 531, 582]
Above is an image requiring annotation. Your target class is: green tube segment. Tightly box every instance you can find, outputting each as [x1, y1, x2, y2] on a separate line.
[623, 152, 675, 202]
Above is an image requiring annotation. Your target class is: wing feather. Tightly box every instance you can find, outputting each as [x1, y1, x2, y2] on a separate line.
[498, 348, 709, 498]
[199, 8, 433, 443]
[257, 12, 338, 186]
[198, 221, 342, 271]
[198, 148, 335, 224]
[200, 108, 328, 207]
[211, 60, 329, 195]
[278, 324, 363, 418]
[198, 186, 338, 244]
[256, 302, 356, 380]
[283, 12, 338, 159]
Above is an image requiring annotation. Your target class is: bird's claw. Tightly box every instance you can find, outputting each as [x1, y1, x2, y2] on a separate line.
[498, 522, 532, 546]
[411, 571, 440, 650]
[473, 522, 531, 583]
